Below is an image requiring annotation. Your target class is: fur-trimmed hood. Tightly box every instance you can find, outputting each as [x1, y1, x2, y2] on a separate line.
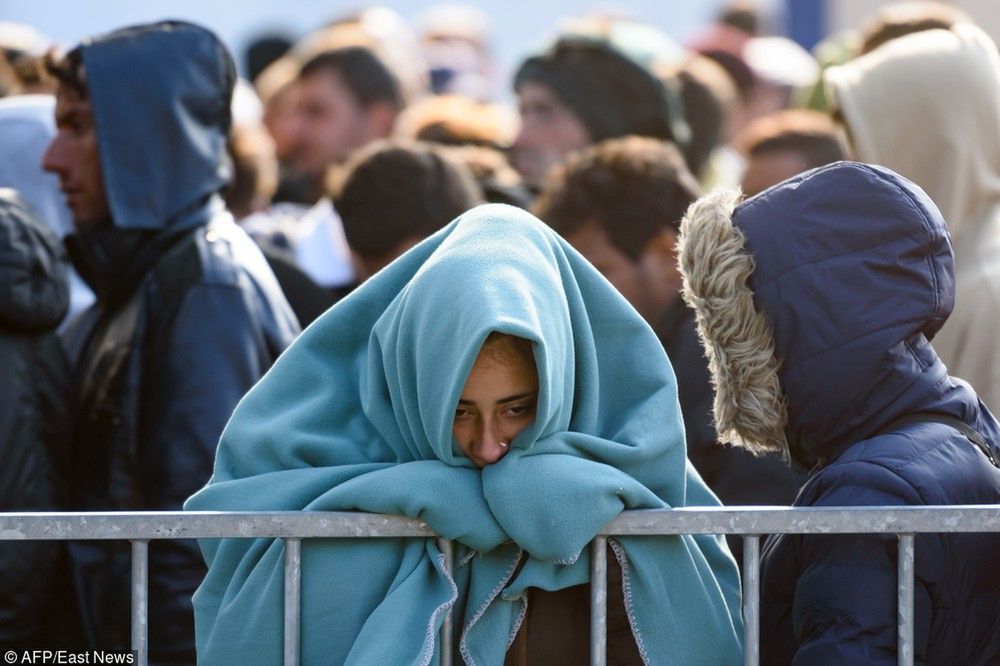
[677, 161, 984, 467]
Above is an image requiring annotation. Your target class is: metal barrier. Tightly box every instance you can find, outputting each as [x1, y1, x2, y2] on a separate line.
[3, 505, 1000, 666]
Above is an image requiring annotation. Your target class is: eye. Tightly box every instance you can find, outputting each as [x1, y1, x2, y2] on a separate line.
[454, 407, 473, 421]
[502, 401, 536, 419]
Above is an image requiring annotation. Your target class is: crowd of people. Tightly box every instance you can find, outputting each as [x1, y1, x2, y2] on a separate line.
[1, 1, 999, 664]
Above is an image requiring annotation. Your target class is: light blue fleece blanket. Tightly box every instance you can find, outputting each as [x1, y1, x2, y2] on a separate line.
[185, 204, 742, 665]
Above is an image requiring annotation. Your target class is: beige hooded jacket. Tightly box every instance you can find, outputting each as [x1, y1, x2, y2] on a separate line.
[825, 23, 1000, 412]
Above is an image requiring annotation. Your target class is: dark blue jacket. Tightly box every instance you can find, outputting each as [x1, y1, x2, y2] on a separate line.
[731, 162, 1000, 665]
[62, 22, 299, 663]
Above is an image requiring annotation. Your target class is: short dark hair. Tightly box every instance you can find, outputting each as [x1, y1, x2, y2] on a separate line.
[860, 1, 967, 55]
[331, 140, 483, 259]
[534, 136, 700, 261]
[736, 109, 845, 168]
[44, 46, 86, 97]
[670, 56, 736, 178]
[718, 1, 760, 36]
[299, 46, 403, 110]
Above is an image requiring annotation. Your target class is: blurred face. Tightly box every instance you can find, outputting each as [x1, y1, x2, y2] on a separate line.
[513, 82, 591, 187]
[453, 340, 538, 467]
[263, 81, 301, 163]
[43, 81, 110, 230]
[741, 149, 809, 197]
[292, 69, 387, 180]
[564, 221, 680, 324]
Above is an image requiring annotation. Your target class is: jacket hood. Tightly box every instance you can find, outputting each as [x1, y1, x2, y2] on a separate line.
[824, 24, 1000, 255]
[0, 189, 69, 333]
[80, 20, 234, 230]
[679, 162, 957, 467]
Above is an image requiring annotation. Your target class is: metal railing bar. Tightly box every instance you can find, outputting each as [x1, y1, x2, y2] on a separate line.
[437, 538, 454, 666]
[4, 506, 1000, 540]
[131, 539, 149, 666]
[742, 535, 760, 666]
[897, 534, 915, 666]
[283, 538, 302, 666]
[590, 536, 608, 666]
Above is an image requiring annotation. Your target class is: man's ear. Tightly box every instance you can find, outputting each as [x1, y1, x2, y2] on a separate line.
[365, 101, 399, 139]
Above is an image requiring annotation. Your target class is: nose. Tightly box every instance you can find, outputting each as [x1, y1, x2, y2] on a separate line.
[473, 418, 510, 466]
[42, 135, 68, 176]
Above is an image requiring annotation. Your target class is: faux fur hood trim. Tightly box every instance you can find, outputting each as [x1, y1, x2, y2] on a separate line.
[677, 187, 789, 459]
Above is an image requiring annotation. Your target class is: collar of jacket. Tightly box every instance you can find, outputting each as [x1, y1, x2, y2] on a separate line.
[65, 195, 223, 307]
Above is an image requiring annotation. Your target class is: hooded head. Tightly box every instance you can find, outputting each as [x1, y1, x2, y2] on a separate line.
[45, 21, 235, 231]
[824, 24, 1000, 250]
[512, 37, 687, 186]
[0, 189, 69, 334]
[679, 162, 955, 467]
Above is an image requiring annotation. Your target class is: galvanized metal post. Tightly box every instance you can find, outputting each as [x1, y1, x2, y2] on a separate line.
[898, 534, 915, 666]
[284, 538, 302, 666]
[438, 538, 454, 666]
[742, 535, 760, 666]
[590, 536, 608, 666]
[131, 539, 148, 666]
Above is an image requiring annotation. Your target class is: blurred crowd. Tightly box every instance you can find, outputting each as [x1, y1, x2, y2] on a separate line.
[2, 0, 1000, 664]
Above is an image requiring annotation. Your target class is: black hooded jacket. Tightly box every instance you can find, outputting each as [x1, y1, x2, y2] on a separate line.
[61, 22, 299, 663]
[0, 190, 72, 647]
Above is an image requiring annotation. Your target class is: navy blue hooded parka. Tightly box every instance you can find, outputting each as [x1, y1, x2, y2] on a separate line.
[679, 162, 1000, 665]
[60, 22, 299, 663]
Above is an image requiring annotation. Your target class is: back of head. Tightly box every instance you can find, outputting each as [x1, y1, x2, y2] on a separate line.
[58, 20, 236, 230]
[860, 1, 969, 55]
[718, 1, 760, 36]
[535, 136, 699, 260]
[679, 162, 954, 465]
[332, 140, 482, 267]
[825, 23, 1000, 244]
[396, 94, 515, 149]
[736, 109, 845, 196]
[0, 188, 68, 332]
[668, 55, 738, 177]
[514, 37, 682, 144]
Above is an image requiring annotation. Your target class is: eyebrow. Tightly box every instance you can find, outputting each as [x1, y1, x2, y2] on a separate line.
[458, 391, 538, 406]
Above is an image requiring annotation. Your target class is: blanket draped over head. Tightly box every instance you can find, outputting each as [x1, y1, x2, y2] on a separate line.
[185, 204, 743, 665]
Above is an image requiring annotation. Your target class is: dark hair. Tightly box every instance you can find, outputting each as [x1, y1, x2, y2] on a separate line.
[44, 46, 86, 97]
[332, 140, 483, 259]
[244, 34, 292, 83]
[736, 109, 845, 167]
[860, 1, 967, 55]
[534, 136, 700, 261]
[718, 1, 760, 36]
[699, 49, 755, 102]
[674, 61, 728, 177]
[299, 46, 403, 110]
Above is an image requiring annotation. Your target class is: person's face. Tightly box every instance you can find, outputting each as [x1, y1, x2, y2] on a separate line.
[42, 81, 110, 230]
[452, 342, 538, 467]
[513, 82, 591, 187]
[291, 70, 388, 180]
[263, 81, 301, 164]
[741, 149, 809, 198]
[564, 221, 680, 324]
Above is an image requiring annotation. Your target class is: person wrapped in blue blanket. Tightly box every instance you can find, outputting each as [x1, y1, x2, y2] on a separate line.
[185, 203, 743, 665]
